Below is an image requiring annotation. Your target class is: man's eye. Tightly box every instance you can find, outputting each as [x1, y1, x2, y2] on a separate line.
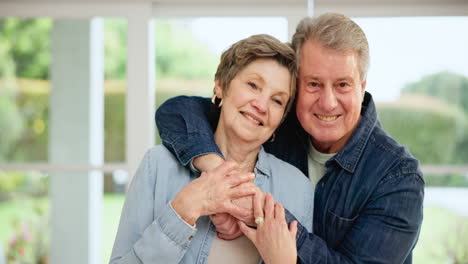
[248, 82, 257, 89]
[338, 82, 348, 88]
[309, 82, 319, 87]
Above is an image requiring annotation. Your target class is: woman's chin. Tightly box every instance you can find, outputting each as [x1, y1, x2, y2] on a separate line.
[236, 135, 269, 146]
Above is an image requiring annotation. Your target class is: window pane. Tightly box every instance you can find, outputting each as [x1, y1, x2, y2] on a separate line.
[0, 170, 50, 263]
[355, 17, 468, 165]
[102, 18, 127, 263]
[415, 184, 468, 263]
[104, 18, 127, 163]
[103, 169, 126, 264]
[0, 18, 52, 162]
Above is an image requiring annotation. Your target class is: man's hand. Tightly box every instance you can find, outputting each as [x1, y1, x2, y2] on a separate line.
[231, 196, 255, 225]
[211, 213, 243, 240]
[192, 155, 260, 239]
[211, 188, 264, 240]
[210, 197, 254, 240]
[171, 161, 256, 225]
[193, 153, 225, 172]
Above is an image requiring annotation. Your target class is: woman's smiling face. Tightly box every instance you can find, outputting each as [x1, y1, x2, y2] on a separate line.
[215, 58, 292, 145]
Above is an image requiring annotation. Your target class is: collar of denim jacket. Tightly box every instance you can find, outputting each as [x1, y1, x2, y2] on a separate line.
[330, 91, 377, 174]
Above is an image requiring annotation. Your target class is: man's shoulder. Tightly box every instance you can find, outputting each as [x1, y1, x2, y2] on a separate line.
[365, 125, 422, 181]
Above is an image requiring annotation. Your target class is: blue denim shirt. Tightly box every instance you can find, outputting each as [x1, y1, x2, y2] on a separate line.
[110, 146, 314, 264]
[155, 92, 424, 264]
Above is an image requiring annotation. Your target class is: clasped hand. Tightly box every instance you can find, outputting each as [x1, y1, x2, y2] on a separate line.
[171, 161, 257, 226]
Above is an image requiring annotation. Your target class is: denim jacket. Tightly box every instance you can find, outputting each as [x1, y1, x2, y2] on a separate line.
[110, 146, 314, 264]
[155, 92, 424, 264]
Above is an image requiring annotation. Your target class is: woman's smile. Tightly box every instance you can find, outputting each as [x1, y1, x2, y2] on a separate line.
[240, 111, 264, 126]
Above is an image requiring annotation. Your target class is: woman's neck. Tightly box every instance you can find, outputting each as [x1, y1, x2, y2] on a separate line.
[214, 124, 259, 173]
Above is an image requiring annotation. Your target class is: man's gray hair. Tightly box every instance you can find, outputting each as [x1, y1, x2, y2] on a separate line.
[291, 13, 370, 80]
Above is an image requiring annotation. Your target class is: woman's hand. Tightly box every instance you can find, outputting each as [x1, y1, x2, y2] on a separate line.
[171, 161, 256, 226]
[211, 186, 264, 240]
[238, 193, 298, 264]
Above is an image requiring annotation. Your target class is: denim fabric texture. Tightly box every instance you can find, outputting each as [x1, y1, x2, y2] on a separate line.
[110, 146, 314, 264]
[155, 91, 424, 264]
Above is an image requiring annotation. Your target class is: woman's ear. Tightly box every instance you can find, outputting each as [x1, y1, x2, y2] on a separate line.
[214, 80, 223, 99]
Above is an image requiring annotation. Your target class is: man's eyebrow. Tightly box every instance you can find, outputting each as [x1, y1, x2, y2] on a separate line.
[336, 77, 354, 82]
[302, 75, 321, 81]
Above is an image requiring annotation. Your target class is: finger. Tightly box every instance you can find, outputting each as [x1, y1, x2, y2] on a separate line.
[229, 183, 257, 199]
[217, 221, 238, 237]
[274, 202, 285, 220]
[210, 213, 230, 226]
[217, 228, 243, 240]
[227, 172, 255, 187]
[211, 213, 236, 234]
[289, 220, 298, 239]
[224, 202, 252, 219]
[238, 220, 256, 244]
[214, 160, 238, 177]
[253, 192, 264, 221]
[264, 193, 274, 220]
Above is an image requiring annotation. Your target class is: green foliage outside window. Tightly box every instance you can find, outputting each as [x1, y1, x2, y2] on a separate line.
[1, 18, 468, 184]
[401, 72, 468, 163]
[0, 18, 218, 81]
[0, 18, 51, 79]
[378, 93, 468, 164]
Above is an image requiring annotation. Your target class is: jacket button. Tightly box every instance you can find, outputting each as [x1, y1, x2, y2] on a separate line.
[188, 235, 193, 241]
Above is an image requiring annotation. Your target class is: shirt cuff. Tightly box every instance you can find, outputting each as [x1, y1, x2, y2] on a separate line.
[285, 209, 307, 246]
[189, 160, 200, 175]
[168, 134, 222, 166]
[169, 202, 197, 229]
[157, 203, 198, 247]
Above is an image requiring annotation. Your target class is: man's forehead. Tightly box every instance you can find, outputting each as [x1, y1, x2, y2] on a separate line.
[301, 39, 356, 58]
[299, 44, 360, 78]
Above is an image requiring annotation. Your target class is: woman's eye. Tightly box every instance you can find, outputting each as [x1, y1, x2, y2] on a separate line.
[273, 98, 283, 106]
[248, 82, 257, 89]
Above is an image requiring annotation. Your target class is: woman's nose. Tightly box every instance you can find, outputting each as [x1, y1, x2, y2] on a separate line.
[252, 96, 268, 113]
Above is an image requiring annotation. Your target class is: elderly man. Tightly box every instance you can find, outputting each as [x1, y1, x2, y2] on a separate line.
[155, 13, 424, 263]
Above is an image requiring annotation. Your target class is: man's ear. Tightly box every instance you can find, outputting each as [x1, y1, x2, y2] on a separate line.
[361, 80, 367, 100]
[214, 80, 223, 99]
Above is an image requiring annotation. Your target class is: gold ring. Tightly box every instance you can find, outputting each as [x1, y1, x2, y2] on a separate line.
[255, 217, 264, 225]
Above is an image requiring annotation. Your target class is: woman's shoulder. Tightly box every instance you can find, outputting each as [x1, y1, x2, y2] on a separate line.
[136, 145, 191, 189]
[261, 150, 312, 186]
[146, 144, 175, 158]
[143, 145, 184, 170]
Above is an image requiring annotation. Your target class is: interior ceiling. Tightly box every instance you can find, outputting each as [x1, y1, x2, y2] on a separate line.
[3, 0, 466, 4]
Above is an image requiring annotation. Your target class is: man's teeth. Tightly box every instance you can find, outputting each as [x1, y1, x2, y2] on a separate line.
[317, 114, 337, 121]
[243, 113, 261, 125]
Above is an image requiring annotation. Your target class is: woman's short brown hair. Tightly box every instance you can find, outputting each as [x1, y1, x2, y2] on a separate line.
[214, 34, 297, 115]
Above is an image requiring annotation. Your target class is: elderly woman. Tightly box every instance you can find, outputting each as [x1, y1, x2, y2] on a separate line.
[110, 34, 313, 264]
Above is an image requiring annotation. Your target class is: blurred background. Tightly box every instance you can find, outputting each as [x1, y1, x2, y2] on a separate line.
[1, 0, 468, 263]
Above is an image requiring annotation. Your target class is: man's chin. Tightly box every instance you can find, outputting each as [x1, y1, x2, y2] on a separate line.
[310, 134, 341, 149]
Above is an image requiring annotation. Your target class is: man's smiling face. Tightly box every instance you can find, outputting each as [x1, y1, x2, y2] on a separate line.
[296, 39, 366, 153]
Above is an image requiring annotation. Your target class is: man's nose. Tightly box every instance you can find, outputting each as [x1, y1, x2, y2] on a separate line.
[319, 86, 338, 112]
